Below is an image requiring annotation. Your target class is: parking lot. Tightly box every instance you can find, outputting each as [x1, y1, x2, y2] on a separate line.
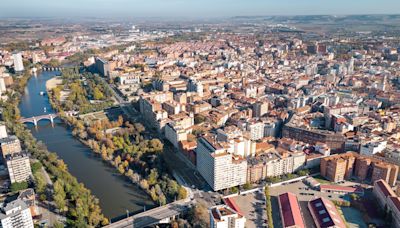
[232, 191, 267, 228]
[269, 181, 349, 228]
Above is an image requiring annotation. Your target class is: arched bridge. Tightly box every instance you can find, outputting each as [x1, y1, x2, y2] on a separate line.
[19, 111, 78, 126]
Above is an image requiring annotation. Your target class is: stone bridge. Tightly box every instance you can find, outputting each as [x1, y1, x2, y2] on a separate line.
[19, 111, 77, 126]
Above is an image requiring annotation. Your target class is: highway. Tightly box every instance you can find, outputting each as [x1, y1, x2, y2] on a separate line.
[104, 199, 192, 228]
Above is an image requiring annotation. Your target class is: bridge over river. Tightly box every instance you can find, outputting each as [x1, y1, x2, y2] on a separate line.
[19, 111, 77, 126]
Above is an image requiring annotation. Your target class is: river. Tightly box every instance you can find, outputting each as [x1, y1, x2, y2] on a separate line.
[18, 71, 155, 221]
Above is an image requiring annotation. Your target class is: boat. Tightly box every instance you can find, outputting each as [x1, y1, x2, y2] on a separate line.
[44, 107, 47, 113]
[39, 91, 46, 96]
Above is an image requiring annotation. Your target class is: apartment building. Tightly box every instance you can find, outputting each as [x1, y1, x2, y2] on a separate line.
[0, 199, 34, 228]
[209, 204, 246, 228]
[246, 121, 264, 141]
[282, 125, 345, 153]
[320, 153, 355, 183]
[247, 150, 306, 183]
[196, 136, 247, 191]
[252, 101, 268, 118]
[0, 136, 22, 157]
[320, 152, 399, 186]
[5, 153, 32, 184]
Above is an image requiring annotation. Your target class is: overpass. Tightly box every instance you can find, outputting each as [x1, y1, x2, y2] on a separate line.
[104, 199, 192, 228]
[19, 111, 77, 126]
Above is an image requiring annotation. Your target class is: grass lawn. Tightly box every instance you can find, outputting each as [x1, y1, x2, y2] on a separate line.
[313, 175, 332, 184]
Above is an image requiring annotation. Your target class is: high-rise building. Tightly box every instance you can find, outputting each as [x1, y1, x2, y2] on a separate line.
[6, 153, 32, 183]
[196, 136, 247, 191]
[94, 57, 110, 78]
[252, 102, 268, 118]
[12, 53, 24, 72]
[0, 199, 34, 228]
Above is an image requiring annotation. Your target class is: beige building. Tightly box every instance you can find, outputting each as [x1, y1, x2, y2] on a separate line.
[6, 153, 32, 184]
[0, 136, 22, 157]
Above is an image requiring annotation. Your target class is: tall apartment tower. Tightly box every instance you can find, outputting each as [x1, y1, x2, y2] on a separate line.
[0, 199, 34, 228]
[196, 136, 247, 191]
[6, 153, 32, 183]
[12, 53, 24, 72]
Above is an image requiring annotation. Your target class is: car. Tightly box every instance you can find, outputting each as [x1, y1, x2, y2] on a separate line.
[328, 195, 332, 198]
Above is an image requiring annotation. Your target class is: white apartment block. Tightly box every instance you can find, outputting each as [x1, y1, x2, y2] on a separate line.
[0, 199, 34, 228]
[210, 205, 246, 228]
[196, 136, 247, 191]
[360, 140, 387, 156]
[265, 152, 306, 177]
[164, 123, 188, 148]
[12, 53, 24, 72]
[247, 122, 264, 140]
[6, 153, 32, 183]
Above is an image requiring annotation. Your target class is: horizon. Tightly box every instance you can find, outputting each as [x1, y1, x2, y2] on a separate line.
[1, 0, 399, 19]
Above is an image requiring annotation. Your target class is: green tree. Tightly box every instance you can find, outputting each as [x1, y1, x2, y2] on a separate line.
[147, 169, 159, 186]
[265, 186, 274, 228]
[31, 161, 42, 174]
[10, 181, 28, 192]
[93, 87, 104, 100]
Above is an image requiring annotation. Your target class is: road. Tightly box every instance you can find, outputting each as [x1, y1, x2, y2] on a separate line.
[104, 199, 191, 228]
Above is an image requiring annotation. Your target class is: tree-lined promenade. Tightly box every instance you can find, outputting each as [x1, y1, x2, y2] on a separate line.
[48, 69, 187, 208]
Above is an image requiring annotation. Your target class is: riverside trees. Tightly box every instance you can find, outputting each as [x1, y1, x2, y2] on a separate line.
[2, 71, 108, 227]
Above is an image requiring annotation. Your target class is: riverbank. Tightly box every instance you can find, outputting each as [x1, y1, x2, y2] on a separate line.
[3, 71, 109, 226]
[21, 70, 156, 219]
[47, 70, 187, 209]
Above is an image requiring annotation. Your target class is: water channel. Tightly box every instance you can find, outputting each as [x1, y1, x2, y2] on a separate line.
[18, 71, 155, 221]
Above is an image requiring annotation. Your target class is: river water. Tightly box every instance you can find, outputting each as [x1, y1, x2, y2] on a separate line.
[18, 71, 155, 221]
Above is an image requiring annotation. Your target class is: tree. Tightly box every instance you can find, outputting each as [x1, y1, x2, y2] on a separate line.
[10, 181, 28, 192]
[265, 186, 274, 228]
[34, 172, 46, 194]
[187, 201, 209, 227]
[177, 187, 187, 200]
[54, 180, 67, 212]
[93, 87, 104, 100]
[147, 169, 159, 186]
[243, 182, 252, 190]
[31, 162, 42, 174]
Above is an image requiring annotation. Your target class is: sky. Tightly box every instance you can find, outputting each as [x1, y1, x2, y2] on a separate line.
[1, 0, 400, 19]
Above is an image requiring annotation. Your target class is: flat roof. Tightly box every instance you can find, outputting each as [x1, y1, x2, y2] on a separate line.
[320, 185, 363, 194]
[278, 192, 305, 228]
[375, 179, 395, 198]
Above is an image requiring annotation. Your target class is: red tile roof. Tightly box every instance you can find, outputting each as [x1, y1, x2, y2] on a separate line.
[320, 185, 364, 194]
[223, 197, 243, 216]
[278, 192, 305, 228]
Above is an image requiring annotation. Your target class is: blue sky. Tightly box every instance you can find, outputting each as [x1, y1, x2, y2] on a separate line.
[1, 0, 399, 18]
